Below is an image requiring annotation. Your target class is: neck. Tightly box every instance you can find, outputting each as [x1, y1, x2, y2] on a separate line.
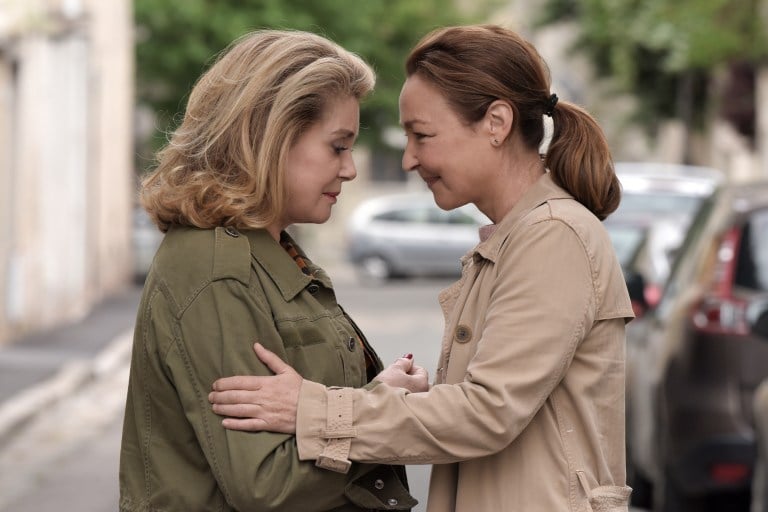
[480, 150, 545, 223]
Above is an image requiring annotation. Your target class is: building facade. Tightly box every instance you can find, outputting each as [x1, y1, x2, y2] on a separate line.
[0, 0, 134, 344]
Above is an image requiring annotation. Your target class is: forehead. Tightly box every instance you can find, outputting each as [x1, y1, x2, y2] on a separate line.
[316, 95, 360, 130]
[398, 75, 453, 125]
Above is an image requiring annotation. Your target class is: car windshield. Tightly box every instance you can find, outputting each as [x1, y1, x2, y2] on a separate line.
[606, 224, 646, 268]
[616, 192, 704, 218]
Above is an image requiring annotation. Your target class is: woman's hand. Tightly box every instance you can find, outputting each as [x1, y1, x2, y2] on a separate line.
[209, 344, 430, 433]
[375, 354, 430, 392]
[209, 343, 301, 433]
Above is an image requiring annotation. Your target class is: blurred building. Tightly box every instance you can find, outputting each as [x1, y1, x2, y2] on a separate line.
[0, 0, 134, 345]
[492, 1, 768, 181]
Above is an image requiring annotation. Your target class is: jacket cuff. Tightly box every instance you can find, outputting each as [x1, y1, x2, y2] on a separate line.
[297, 380, 358, 473]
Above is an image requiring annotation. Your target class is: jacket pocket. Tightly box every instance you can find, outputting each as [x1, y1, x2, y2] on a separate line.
[586, 485, 632, 512]
[577, 471, 632, 512]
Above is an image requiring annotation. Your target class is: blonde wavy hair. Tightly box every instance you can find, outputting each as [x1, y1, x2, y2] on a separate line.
[141, 30, 376, 232]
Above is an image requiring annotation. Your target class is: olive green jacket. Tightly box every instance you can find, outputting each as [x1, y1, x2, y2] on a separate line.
[119, 226, 415, 512]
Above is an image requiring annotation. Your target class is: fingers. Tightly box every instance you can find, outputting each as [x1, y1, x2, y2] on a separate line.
[208, 389, 258, 405]
[253, 343, 298, 376]
[391, 355, 414, 373]
[212, 376, 262, 392]
[221, 417, 269, 432]
[211, 401, 262, 419]
[221, 416, 294, 434]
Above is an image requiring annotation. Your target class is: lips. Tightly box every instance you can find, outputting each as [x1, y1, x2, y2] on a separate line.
[421, 175, 439, 187]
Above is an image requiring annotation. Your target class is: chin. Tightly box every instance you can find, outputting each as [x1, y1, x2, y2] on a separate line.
[431, 192, 461, 211]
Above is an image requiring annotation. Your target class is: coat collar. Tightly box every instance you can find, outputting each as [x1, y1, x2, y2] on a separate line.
[473, 172, 573, 263]
[243, 229, 332, 301]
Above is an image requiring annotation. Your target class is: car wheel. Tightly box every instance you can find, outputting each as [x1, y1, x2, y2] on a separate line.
[358, 255, 392, 282]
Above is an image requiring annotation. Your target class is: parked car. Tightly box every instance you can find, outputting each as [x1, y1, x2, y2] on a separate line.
[607, 162, 724, 317]
[345, 193, 489, 281]
[749, 303, 768, 512]
[625, 180, 768, 511]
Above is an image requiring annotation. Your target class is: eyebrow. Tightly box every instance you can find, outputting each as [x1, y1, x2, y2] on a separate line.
[401, 119, 427, 130]
[332, 128, 357, 138]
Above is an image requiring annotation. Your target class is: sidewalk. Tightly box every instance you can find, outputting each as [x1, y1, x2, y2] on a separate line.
[0, 284, 142, 444]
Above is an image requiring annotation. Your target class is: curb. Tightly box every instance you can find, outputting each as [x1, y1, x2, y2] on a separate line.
[0, 329, 133, 445]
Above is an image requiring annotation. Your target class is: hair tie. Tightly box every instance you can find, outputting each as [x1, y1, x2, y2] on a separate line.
[545, 93, 558, 117]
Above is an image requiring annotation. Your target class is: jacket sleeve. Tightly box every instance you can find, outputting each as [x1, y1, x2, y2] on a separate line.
[296, 219, 600, 465]
[159, 278, 411, 511]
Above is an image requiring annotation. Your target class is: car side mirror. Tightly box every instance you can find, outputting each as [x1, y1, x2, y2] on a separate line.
[748, 300, 768, 339]
[625, 270, 649, 319]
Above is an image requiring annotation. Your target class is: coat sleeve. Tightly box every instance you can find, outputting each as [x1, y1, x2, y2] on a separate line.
[296, 219, 599, 465]
[159, 278, 410, 511]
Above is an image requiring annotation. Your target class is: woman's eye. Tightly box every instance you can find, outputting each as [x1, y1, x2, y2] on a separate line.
[333, 145, 349, 154]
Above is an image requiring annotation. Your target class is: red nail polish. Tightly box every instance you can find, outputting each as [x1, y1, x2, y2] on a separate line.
[403, 353, 413, 359]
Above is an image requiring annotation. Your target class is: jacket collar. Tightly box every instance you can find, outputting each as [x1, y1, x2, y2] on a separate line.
[243, 229, 332, 301]
[473, 172, 573, 263]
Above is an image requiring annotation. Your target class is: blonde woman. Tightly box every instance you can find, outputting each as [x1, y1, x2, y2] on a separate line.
[119, 30, 416, 511]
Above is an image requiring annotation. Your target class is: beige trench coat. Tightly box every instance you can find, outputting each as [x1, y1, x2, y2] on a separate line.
[297, 173, 635, 511]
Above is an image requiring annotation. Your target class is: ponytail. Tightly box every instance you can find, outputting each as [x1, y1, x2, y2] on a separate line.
[544, 103, 620, 220]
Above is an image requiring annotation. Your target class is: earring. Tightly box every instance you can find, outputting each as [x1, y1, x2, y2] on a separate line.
[492, 138, 499, 146]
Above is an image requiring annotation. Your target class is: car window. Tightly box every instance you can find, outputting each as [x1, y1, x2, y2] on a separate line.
[655, 193, 719, 321]
[735, 209, 768, 291]
[373, 208, 431, 223]
[617, 193, 703, 218]
[438, 209, 479, 225]
[606, 225, 646, 267]
[374, 206, 480, 226]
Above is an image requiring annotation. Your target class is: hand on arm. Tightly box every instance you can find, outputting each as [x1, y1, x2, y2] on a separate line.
[210, 344, 430, 432]
[210, 343, 301, 433]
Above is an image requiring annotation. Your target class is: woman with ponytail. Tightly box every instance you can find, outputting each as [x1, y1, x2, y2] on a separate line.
[209, 25, 634, 512]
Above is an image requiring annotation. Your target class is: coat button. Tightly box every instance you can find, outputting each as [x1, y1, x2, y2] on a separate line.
[374, 478, 385, 490]
[387, 498, 398, 506]
[224, 226, 239, 238]
[454, 324, 472, 343]
[307, 283, 320, 294]
[347, 337, 356, 351]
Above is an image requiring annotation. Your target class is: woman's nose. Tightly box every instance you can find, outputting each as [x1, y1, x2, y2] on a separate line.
[401, 143, 418, 173]
[340, 154, 357, 181]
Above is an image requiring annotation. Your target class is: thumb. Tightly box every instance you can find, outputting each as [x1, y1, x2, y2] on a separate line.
[253, 343, 296, 376]
[392, 355, 414, 372]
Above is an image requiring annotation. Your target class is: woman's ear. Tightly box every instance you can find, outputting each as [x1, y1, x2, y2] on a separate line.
[486, 100, 513, 145]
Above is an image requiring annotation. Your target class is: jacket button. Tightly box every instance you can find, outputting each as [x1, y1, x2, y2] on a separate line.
[307, 283, 320, 294]
[224, 226, 239, 238]
[374, 478, 384, 490]
[454, 324, 472, 343]
[347, 337, 356, 351]
[387, 498, 398, 506]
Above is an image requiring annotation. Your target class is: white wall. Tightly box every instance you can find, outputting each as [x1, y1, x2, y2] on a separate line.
[0, 0, 134, 343]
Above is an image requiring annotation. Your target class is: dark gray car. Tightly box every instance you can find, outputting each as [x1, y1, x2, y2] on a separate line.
[626, 180, 768, 511]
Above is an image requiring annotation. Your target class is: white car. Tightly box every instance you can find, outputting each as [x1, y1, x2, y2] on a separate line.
[345, 193, 489, 281]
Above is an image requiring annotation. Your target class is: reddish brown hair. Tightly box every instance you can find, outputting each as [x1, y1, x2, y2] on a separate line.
[405, 25, 620, 220]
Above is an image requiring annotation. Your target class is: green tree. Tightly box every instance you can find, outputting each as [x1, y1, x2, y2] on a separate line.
[539, 0, 768, 155]
[134, 0, 492, 162]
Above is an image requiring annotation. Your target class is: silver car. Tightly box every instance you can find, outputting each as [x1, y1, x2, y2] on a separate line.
[345, 193, 489, 281]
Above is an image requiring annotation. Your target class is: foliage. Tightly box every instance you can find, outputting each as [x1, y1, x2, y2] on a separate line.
[133, 0, 493, 156]
[537, 0, 768, 134]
